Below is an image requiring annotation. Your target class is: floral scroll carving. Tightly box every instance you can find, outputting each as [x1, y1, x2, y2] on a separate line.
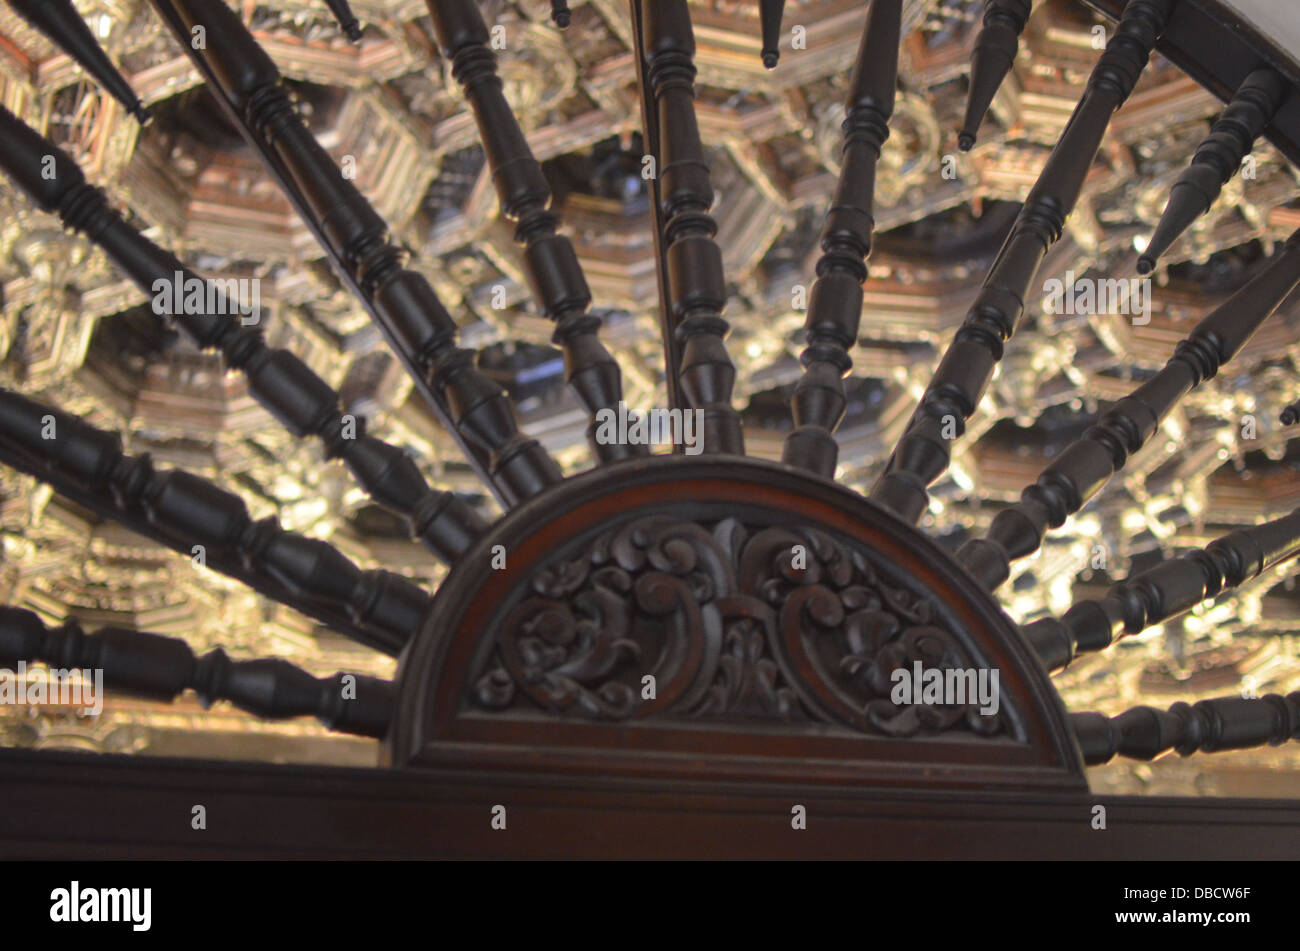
[471, 515, 1006, 738]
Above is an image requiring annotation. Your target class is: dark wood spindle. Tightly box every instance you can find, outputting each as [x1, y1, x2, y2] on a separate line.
[959, 0, 1032, 151]
[1138, 69, 1288, 274]
[870, 0, 1175, 524]
[640, 0, 745, 455]
[426, 0, 644, 463]
[959, 229, 1300, 590]
[0, 606, 393, 738]
[6, 0, 151, 124]
[0, 103, 486, 566]
[782, 0, 900, 478]
[629, 0, 683, 413]
[146, 1, 495, 505]
[0, 103, 486, 563]
[759, 0, 785, 69]
[550, 1, 572, 29]
[322, 0, 363, 42]
[151, 0, 561, 507]
[0, 389, 430, 656]
[1021, 508, 1300, 672]
[1071, 691, 1300, 764]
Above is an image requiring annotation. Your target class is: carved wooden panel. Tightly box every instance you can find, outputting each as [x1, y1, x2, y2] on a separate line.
[391, 456, 1084, 791]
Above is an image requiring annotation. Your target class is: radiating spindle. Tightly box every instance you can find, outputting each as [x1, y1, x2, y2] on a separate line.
[150, 0, 561, 507]
[0, 389, 429, 656]
[0, 606, 393, 738]
[146, 2, 495, 505]
[759, 0, 785, 69]
[640, 0, 745, 455]
[1022, 508, 1300, 672]
[870, 0, 1176, 524]
[782, 0, 900, 477]
[1071, 690, 1300, 764]
[959, 0, 1032, 151]
[1138, 69, 1288, 274]
[6, 0, 151, 124]
[322, 0, 363, 42]
[0, 103, 486, 565]
[426, 0, 643, 463]
[959, 230, 1300, 589]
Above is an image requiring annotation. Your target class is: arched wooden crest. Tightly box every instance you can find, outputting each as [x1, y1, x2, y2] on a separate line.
[390, 458, 1086, 791]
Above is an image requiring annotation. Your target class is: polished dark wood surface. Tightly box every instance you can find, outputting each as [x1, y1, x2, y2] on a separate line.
[0, 606, 394, 739]
[0, 101, 487, 566]
[960, 229, 1300, 591]
[427, 0, 638, 464]
[1025, 505, 1300, 670]
[1073, 690, 1300, 764]
[640, 0, 745, 454]
[6, 0, 150, 124]
[391, 455, 1086, 793]
[1139, 67, 1288, 273]
[783, 0, 899, 478]
[150, 0, 563, 506]
[1081, 0, 1300, 166]
[960, 0, 1032, 152]
[871, 0, 1177, 524]
[2, 747, 1298, 859]
[0, 388, 425, 655]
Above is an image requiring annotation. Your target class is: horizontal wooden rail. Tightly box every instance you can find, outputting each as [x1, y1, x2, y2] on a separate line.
[0, 748, 1298, 858]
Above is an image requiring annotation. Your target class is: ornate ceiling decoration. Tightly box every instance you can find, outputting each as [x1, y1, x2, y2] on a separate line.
[1, 0, 1298, 793]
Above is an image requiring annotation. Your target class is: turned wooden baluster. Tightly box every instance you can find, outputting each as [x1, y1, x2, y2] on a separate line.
[759, 0, 785, 69]
[870, 0, 1176, 524]
[0, 607, 393, 738]
[0, 103, 486, 565]
[1021, 508, 1300, 672]
[958, 230, 1300, 590]
[1138, 69, 1288, 274]
[5, 0, 150, 124]
[782, 0, 899, 478]
[959, 0, 1032, 151]
[322, 0, 363, 42]
[0, 390, 430, 656]
[425, 1, 643, 463]
[1071, 690, 1300, 764]
[153, 0, 561, 507]
[640, 0, 745, 455]
[146, 1, 496, 503]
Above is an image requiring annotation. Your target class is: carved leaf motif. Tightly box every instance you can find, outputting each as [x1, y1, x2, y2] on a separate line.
[469, 514, 1007, 738]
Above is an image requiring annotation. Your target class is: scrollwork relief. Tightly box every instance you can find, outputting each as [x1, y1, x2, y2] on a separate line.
[472, 514, 1006, 738]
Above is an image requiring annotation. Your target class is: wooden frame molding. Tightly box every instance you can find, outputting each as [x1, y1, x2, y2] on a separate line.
[2, 747, 1299, 859]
